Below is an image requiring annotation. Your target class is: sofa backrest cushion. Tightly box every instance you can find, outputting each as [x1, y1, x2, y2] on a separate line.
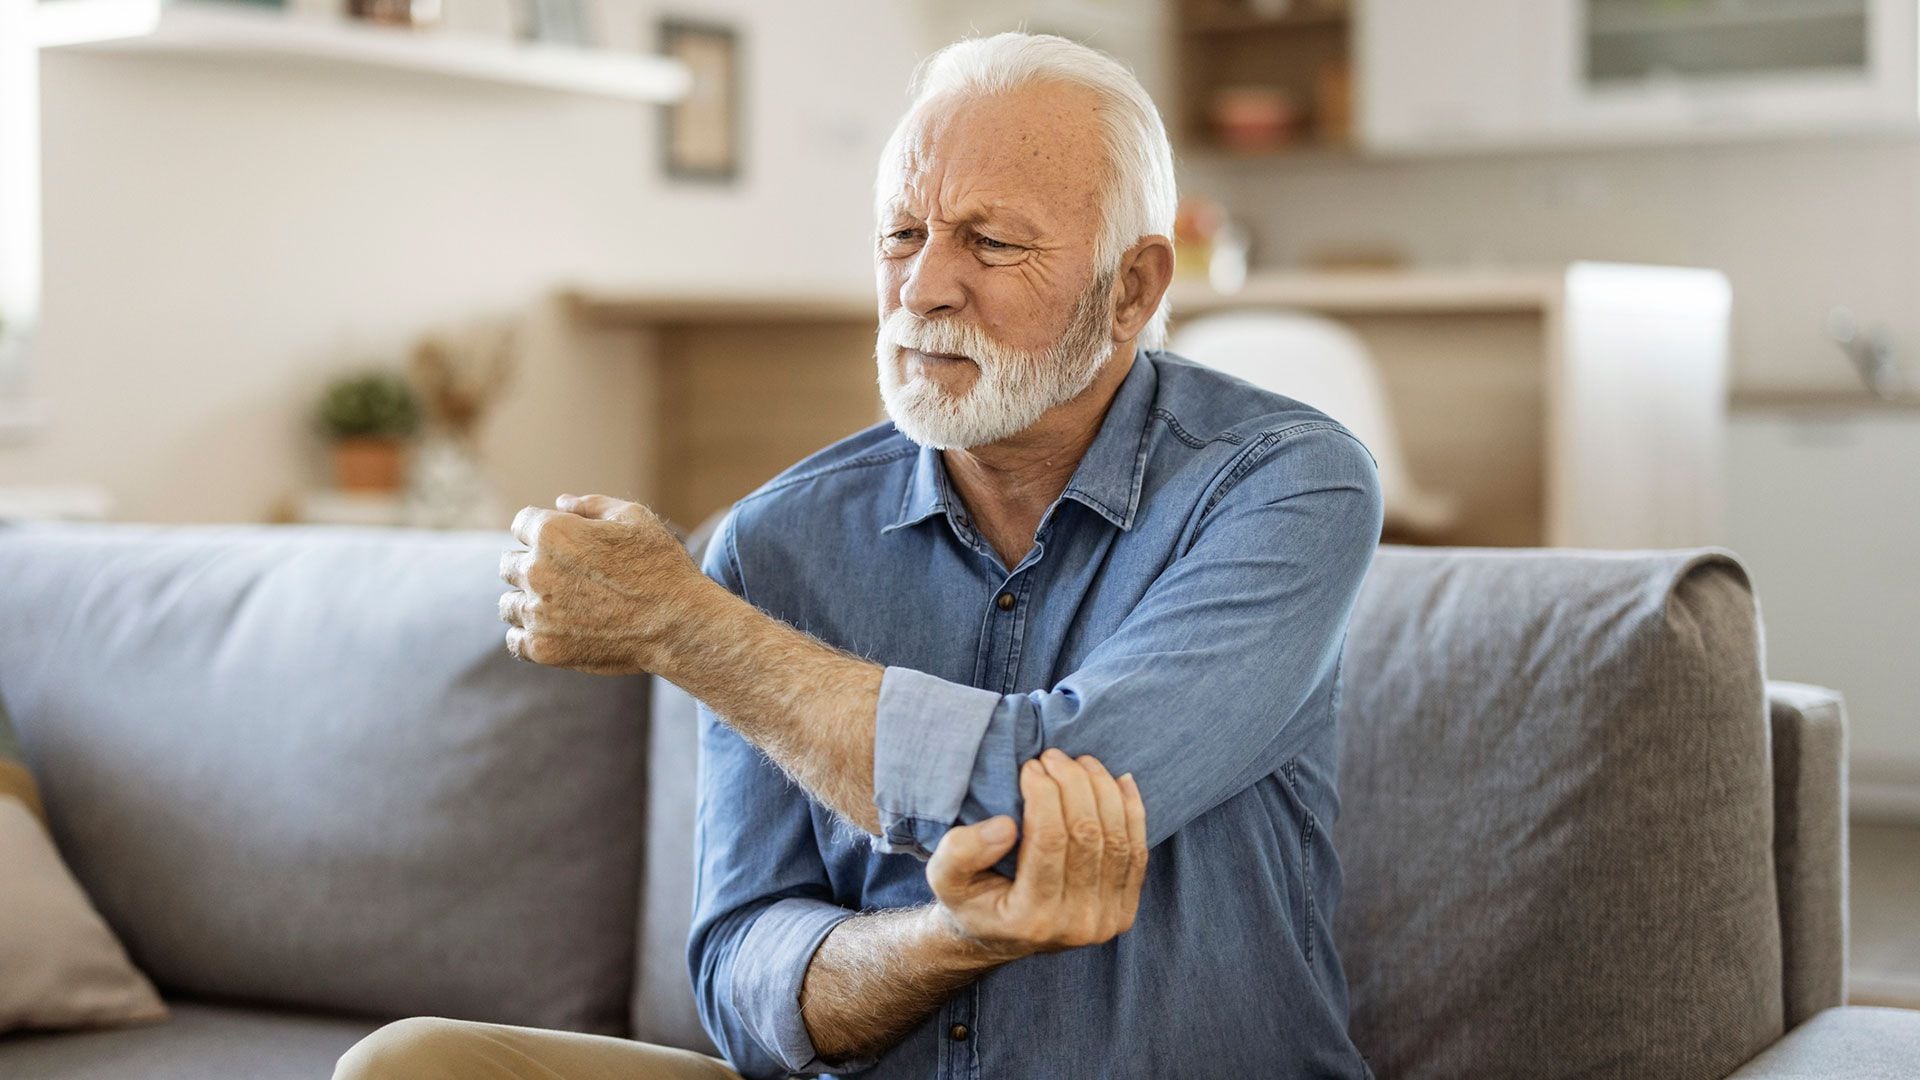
[1334, 546, 1783, 1079]
[0, 522, 649, 1035]
[631, 511, 726, 1054]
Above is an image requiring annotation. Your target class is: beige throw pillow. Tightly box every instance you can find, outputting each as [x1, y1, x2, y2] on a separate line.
[0, 696, 169, 1034]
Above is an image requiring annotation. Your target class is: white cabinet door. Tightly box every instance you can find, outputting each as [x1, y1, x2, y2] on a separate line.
[1557, 0, 1919, 142]
[1358, 0, 1560, 151]
[1359, 0, 1919, 152]
[1725, 410, 1920, 810]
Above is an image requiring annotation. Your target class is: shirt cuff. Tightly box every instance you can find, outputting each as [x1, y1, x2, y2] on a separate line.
[730, 897, 863, 1075]
[872, 665, 1004, 860]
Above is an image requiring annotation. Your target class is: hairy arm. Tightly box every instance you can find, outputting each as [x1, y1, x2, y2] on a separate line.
[648, 579, 887, 833]
[798, 904, 1011, 1063]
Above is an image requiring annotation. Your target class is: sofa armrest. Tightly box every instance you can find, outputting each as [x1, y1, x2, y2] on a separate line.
[1767, 681, 1848, 1028]
[1723, 1006, 1920, 1078]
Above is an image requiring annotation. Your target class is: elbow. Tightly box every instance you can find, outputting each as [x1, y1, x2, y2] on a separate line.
[686, 927, 786, 1079]
[689, 982, 790, 1080]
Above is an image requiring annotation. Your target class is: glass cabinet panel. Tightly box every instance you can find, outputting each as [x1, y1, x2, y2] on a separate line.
[1585, 0, 1871, 84]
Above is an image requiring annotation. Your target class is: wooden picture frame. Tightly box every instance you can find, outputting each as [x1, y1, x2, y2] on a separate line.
[658, 18, 741, 182]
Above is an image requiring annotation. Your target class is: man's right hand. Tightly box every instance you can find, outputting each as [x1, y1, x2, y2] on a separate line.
[924, 747, 1148, 964]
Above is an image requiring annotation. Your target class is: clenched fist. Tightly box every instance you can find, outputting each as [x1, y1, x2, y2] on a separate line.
[498, 493, 703, 676]
[925, 747, 1148, 964]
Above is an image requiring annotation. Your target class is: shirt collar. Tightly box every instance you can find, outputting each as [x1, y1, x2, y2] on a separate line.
[881, 344, 1157, 536]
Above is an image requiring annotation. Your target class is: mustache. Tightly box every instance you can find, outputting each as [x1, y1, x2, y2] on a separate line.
[878, 311, 999, 362]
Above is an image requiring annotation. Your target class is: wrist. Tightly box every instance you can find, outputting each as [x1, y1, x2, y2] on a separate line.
[921, 903, 1031, 968]
[642, 571, 744, 687]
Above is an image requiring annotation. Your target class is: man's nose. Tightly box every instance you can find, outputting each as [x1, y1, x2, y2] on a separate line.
[898, 236, 967, 319]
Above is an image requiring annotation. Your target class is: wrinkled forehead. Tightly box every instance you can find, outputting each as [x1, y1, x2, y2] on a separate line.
[877, 83, 1108, 232]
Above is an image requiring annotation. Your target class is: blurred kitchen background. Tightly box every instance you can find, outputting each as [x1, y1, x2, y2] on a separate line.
[1, 0, 1915, 1004]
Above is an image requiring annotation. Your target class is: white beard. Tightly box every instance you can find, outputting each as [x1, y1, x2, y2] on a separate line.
[875, 268, 1117, 450]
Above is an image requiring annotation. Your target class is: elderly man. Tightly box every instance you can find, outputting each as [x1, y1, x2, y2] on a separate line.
[335, 29, 1380, 1080]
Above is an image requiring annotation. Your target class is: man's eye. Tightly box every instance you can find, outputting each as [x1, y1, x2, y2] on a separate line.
[978, 236, 1013, 250]
[885, 229, 920, 242]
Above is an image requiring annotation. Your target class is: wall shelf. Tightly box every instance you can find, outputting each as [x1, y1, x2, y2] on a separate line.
[36, 0, 692, 104]
[1174, 0, 1354, 154]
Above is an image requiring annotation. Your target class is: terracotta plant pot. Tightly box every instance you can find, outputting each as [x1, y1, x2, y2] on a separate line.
[332, 437, 408, 493]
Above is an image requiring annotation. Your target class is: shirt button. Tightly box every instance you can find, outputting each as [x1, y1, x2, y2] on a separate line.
[949, 1023, 970, 1041]
[996, 592, 1015, 611]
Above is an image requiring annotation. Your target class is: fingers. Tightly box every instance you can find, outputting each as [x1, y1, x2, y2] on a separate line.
[1012, 758, 1067, 907]
[1118, 772, 1148, 932]
[1040, 748, 1104, 933]
[497, 589, 526, 627]
[926, 816, 1018, 901]
[498, 549, 529, 590]
[504, 625, 533, 663]
[557, 493, 649, 526]
[1078, 754, 1132, 933]
[509, 506, 553, 548]
[945, 755, 1147, 960]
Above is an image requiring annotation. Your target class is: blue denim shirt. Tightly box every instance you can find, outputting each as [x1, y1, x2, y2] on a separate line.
[687, 346, 1382, 1079]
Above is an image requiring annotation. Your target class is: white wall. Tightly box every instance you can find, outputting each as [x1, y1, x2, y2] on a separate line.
[0, 0, 920, 524]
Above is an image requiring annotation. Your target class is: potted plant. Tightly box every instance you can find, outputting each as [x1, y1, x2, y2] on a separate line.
[315, 370, 421, 493]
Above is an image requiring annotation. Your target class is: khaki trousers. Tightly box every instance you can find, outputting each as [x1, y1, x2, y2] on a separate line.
[333, 1016, 745, 1080]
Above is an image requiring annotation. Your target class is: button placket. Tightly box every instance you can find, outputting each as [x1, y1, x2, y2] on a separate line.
[936, 984, 980, 1078]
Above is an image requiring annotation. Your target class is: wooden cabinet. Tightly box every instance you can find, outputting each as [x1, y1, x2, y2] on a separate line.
[1173, 0, 1357, 158]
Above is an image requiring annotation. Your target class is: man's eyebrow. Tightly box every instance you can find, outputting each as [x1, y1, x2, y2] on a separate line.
[881, 201, 1046, 235]
[961, 206, 1045, 235]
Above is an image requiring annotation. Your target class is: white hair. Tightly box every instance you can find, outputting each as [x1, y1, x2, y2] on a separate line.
[874, 32, 1177, 350]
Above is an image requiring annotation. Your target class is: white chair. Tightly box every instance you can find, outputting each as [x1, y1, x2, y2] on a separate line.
[1169, 310, 1458, 539]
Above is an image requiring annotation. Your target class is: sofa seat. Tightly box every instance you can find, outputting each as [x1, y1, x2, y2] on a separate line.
[1725, 1006, 1920, 1079]
[0, 999, 383, 1079]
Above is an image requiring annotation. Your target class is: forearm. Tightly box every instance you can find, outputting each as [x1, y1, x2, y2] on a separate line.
[654, 576, 885, 832]
[798, 903, 1018, 1064]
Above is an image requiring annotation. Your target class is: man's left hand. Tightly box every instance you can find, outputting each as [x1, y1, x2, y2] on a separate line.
[499, 494, 702, 676]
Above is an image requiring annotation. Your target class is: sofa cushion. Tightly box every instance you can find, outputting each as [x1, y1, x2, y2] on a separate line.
[1723, 1006, 1920, 1079]
[0, 522, 650, 1035]
[0, 797, 169, 1034]
[631, 510, 724, 1055]
[1334, 546, 1782, 1079]
[0, 694, 45, 825]
[0, 998, 381, 1080]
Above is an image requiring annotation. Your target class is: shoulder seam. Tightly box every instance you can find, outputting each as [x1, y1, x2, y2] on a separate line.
[1200, 421, 1367, 519]
[1150, 407, 1245, 450]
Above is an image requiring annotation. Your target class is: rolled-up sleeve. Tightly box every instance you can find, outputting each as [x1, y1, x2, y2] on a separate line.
[871, 667, 1003, 859]
[729, 897, 872, 1076]
[870, 423, 1384, 878]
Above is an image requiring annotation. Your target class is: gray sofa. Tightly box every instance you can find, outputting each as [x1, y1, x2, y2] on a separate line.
[0, 514, 1915, 1079]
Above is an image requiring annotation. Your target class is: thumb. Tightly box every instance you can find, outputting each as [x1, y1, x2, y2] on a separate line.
[559, 493, 648, 525]
[927, 816, 1018, 887]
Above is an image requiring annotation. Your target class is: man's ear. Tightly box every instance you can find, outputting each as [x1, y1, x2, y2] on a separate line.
[1110, 235, 1175, 344]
